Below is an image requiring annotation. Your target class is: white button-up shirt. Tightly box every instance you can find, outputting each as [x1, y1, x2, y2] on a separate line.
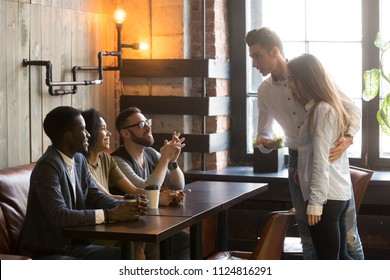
[256, 76, 361, 153]
[297, 100, 352, 215]
[58, 150, 105, 224]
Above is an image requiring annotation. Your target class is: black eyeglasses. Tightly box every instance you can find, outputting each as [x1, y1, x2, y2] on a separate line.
[122, 119, 152, 130]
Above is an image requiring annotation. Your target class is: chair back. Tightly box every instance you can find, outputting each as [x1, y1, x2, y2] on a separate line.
[350, 166, 373, 214]
[251, 209, 295, 260]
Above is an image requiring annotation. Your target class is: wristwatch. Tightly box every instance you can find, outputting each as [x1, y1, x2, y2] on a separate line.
[168, 162, 178, 170]
[345, 134, 354, 144]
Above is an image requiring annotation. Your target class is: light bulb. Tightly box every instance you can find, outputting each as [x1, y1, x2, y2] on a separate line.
[139, 42, 148, 50]
[114, 8, 126, 24]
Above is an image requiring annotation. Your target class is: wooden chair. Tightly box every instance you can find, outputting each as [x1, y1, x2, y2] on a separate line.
[208, 209, 295, 260]
[282, 166, 374, 259]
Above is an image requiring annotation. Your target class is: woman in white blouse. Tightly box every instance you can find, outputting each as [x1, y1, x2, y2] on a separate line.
[287, 53, 353, 260]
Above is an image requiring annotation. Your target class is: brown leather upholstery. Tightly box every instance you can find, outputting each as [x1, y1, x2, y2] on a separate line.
[0, 253, 31, 260]
[349, 166, 373, 214]
[208, 209, 295, 260]
[0, 163, 35, 260]
[282, 165, 374, 259]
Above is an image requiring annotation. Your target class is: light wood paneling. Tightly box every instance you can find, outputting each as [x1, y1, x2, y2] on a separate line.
[6, 1, 20, 167]
[52, 6, 63, 108]
[0, 0, 7, 167]
[0, 1, 117, 168]
[81, 10, 91, 110]
[18, 2, 30, 164]
[60, 8, 72, 107]
[41, 5, 54, 149]
[71, 0, 81, 11]
[70, 9, 83, 109]
[92, 12, 104, 104]
[29, 3, 43, 162]
[106, 14, 118, 148]
[61, 0, 72, 9]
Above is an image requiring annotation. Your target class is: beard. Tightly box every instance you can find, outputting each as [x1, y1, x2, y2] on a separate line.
[130, 130, 154, 147]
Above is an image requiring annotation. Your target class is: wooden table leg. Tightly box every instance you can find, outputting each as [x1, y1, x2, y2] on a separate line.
[121, 241, 135, 259]
[217, 210, 228, 251]
[190, 222, 203, 259]
[160, 237, 173, 259]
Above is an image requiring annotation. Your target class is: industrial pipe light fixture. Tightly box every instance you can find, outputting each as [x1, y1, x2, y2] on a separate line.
[22, 8, 147, 96]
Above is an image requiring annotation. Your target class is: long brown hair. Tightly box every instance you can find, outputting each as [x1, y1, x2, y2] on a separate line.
[288, 54, 350, 138]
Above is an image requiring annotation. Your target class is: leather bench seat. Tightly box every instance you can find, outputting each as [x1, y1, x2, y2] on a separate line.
[0, 164, 35, 260]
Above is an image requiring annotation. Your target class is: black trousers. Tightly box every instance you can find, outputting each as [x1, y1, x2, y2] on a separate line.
[309, 199, 353, 260]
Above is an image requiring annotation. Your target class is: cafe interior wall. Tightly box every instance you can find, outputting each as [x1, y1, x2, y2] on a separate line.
[0, 0, 229, 171]
[0, 0, 119, 169]
[117, 0, 230, 172]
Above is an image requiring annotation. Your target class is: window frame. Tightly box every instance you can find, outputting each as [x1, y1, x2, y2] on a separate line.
[227, 0, 390, 170]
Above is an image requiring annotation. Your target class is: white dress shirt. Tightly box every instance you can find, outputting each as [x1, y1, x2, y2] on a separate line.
[256, 76, 361, 152]
[58, 150, 105, 224]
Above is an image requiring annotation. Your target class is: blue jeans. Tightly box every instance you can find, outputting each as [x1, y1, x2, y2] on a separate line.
[288, 154, 364, 260]
[346, 192, 365, 260]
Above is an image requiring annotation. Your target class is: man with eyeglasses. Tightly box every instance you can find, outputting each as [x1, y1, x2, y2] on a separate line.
[111, 107, 190, 260]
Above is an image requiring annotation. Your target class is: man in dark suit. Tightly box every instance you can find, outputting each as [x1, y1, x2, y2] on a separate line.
[15, 106, 147, 259]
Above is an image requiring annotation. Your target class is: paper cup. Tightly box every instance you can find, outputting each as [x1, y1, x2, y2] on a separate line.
[123, 194, 140, 219]
[145, 185, 160, 209]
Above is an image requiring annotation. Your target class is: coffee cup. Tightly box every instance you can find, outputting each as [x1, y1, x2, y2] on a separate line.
[123, 194, 140, 219]
[144, 185, 160, 209]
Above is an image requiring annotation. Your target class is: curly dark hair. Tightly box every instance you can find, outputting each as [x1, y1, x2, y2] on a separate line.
[81, 108, 105, 149]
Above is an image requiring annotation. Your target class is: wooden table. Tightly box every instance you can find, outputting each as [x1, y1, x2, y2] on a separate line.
[61, 181, 268, 259]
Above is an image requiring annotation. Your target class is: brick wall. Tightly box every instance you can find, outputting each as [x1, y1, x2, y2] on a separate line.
[118, 0, 230, 170]
[191, 0, 230, 170]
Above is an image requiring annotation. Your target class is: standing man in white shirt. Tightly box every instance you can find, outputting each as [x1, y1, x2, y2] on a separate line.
[245, 27, 363, 259]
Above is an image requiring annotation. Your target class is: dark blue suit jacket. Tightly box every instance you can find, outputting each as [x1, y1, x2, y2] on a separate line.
[16, 145, 119, 256]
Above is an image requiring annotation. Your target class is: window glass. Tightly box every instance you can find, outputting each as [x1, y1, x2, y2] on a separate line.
[309, 43, 362, 99]
[247, 0, 362, 158]
[261, 0, 306, 41]
[306, 0, 361, 41]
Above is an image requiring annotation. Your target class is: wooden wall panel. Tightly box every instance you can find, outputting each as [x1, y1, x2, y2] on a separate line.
[70, 9, 83, 109]
[52, 6, 63, 108]
[29, 3, 43, 162]
[0, 0, 116, 168]
[71, 0, 81, 11]
[82, 11, 91, 110]
[6, 1, 20, 167]
[0, 0, 6, 167]
[52, 0, 61, 8]
[18, 2, 30, 164]
[60, 8, 72, 107]
[41, 5, 55, 149]
[61, 0, 72, 10]
[89, 12, 100, 109]
[104, 14, 118, 147]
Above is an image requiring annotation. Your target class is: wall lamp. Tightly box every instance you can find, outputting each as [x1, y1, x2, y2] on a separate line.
[22, 8, 147, 96]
